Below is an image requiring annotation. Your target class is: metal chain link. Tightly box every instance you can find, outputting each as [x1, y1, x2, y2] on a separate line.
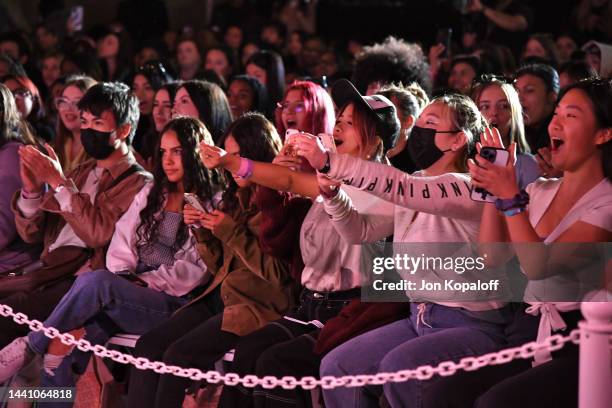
[0, 303, 581, 390]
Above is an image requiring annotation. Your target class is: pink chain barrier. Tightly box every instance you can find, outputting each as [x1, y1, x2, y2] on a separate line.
[0, 301, 609, 408]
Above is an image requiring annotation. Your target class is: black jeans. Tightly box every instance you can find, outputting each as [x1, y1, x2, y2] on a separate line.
[127, 294, 237, 408]
[0, 278, 74, 348]
[219, 288, 359, 408]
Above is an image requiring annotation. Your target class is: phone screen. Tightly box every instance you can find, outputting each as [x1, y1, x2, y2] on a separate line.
[68, 6, 84, 31]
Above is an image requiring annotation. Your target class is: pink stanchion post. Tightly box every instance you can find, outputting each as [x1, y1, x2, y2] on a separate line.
[579, 293, 612, 408]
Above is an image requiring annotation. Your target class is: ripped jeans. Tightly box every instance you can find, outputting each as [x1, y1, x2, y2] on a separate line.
[26, 269, 186, 407]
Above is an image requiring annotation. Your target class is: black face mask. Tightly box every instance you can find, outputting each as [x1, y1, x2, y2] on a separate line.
[407, 126, 456, 169]
[81, 128, 116, 160]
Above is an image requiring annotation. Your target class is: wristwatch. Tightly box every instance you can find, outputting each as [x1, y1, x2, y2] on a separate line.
[319, 152, 331, 174]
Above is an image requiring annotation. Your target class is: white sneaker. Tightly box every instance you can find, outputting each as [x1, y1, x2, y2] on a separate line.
[0, 337, 33, 384]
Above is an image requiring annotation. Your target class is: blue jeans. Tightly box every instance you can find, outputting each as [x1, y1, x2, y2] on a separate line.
[320, 303, 511, 408]
[26, 269, 186, 402]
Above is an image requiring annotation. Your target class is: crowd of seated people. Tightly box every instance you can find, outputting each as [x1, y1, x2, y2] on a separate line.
[0, 1, 610, 407]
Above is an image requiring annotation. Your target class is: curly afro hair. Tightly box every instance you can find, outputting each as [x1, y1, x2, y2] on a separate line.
[352, 36, 432, 97]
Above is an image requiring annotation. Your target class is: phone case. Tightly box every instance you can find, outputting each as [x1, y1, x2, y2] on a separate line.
[480, 147, 509, 167]
[470, 147, 510, 202]
[285, 128, 299, 141]
[319, 133, 336, 153]
[184, 193, 207, 213]
[284, 129, 300, 156]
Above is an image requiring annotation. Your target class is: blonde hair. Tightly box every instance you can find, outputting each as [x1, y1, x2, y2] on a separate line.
[472, 80, 530, 154]
[430, 94, 487, 172]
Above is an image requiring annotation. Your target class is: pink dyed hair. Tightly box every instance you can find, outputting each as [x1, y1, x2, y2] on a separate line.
[275, 80, 335, 139]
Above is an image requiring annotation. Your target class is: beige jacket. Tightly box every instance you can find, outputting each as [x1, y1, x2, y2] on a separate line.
[183, 187, 299, 336]
[11, 153, 151, 270]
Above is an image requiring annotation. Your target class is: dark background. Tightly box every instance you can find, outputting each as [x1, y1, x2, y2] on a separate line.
[2, 0, 578, 46]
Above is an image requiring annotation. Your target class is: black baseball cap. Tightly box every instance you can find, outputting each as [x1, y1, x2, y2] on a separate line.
[331, 79, 400, 151]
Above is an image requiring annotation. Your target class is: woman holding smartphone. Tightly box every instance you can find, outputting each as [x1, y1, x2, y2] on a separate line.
[127, 112, 297, 408]
[422, 78, 612, 408]
[291, 91, 514, 408]
[256, 80, 336, 294]
[471, 74, 540, 187]
[0, 116, 222, 387]
[201, 79, 401, 408]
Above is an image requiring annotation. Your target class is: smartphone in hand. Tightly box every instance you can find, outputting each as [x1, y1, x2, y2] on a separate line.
[318, 133, 336, 153]
[470, 147, 510, 202]
[68, 6, 84, 32]
[184, 193, 209, 213]
[436, 27, 452, 59]
[284, 129, 300, 156]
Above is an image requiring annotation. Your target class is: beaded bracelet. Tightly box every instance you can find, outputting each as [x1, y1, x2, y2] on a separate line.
[495, 189, 529, 212]
[503, 207, 526, 217]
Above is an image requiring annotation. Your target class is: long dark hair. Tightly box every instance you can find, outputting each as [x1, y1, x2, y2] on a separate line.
[217, 112, 282, 213]
[179, 80, 232, 144]
[246, 50, 285, 106]
[131, 60, 173, 92]
[229, 75, 272, 118]
[0, 83, 35, 147]
[557, 78, 612, 181]
[136, 116, 225, 250]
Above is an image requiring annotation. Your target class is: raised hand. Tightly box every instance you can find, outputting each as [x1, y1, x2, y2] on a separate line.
[199, 142, 227, 169]
[469, 143, 520, 199]
[477, 127, 506, 151]
[273, 145, 304, 171]
[428, 43, 447, 78]
[19, 144, 66, 191]
[293, 133, 328, 170]
[19, 152, 43, 194]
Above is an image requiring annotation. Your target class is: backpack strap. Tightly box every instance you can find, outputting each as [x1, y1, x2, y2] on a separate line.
[107, 163, 148, 190]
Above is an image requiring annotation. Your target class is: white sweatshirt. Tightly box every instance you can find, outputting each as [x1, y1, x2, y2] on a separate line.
[323, 153, 507, 311]
[106, 183, 211, 297]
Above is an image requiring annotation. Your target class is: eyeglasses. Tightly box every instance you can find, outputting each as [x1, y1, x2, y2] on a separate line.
[54, 97, 81, 111]
[276, 101, 306, 113]
[12, 89, 31, 99]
